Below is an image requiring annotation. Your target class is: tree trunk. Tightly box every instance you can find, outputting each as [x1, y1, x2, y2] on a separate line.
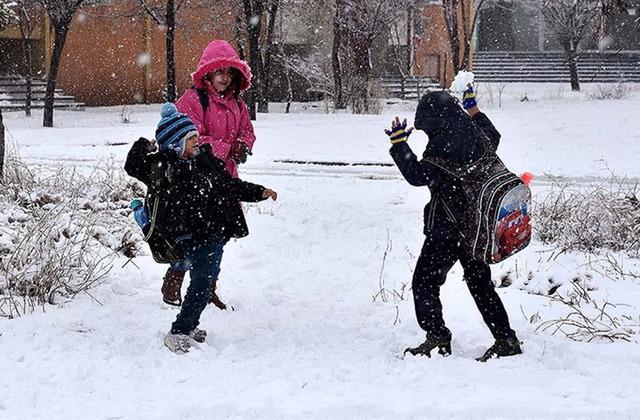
[352, 34, 371, 114]
[0, 107, 4, 181]
[43, 21, 71, 128]
[568, 49, 581, 91]
[23, 38, 33, 117]
[165, 0, 177, 102]
[443, 0, 462, 72]
[233, 15, 255, 119]
[406, 4, 414, 75]
[258, 0, 279, 114]
[18, 7, 34, 117]
[244, 5, 263, 118]
[332, 2, 345, 109]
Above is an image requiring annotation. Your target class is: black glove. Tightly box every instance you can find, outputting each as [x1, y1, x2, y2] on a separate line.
[134, 137, 158, 153]
[229, 141, 252, 164]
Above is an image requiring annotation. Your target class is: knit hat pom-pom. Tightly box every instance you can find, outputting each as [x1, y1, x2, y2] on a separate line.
[161, 102, 178, 118]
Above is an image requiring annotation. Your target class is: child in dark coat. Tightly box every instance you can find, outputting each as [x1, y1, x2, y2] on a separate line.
[386, 87, 521, 362]
[125, 103, 277, 353]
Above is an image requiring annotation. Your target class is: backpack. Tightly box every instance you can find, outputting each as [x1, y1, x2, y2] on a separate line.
[426, 136, 532, 264]
[140, 162, 185, 264]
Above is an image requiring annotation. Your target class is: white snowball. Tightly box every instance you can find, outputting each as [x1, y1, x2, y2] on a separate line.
[450, 70, 475, 93]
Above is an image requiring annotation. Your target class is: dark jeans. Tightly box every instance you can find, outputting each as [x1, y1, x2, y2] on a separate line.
[170, 239, 224, 335]
[170, 246, 224, 276]
[413, 212, 517, 341]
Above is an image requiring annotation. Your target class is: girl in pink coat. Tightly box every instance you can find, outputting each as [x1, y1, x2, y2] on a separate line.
[177, 39, 255, 178]
[160, 40, 257, 309]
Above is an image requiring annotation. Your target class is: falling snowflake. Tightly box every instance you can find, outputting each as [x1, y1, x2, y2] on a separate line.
[137, 52, 151, 67]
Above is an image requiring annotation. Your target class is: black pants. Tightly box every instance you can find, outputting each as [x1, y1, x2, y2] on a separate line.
[413, 211, 517, 341]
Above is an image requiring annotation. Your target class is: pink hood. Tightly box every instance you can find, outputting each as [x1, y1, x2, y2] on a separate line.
[191, 40, 252, 92]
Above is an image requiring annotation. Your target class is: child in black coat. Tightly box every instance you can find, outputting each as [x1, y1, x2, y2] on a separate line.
[386, 87, 521, 362]
[125, 103, 277, 353]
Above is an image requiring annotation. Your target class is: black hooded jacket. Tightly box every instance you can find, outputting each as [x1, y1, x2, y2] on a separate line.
[389, 91, 501, 230]
[125, 139, 266, 243]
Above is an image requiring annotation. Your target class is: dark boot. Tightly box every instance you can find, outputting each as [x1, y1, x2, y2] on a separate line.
[404, 334, 452, 357]
[476, 337, 522, 362]
[209, 281, 227, 310]
[161, 268, 185, 307]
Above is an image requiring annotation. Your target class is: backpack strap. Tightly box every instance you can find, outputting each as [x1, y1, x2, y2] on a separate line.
[144, 161, 167, 242]
[424, 129, 497, 180]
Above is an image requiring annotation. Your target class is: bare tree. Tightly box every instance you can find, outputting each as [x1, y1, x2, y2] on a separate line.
[0, 0, 16, 179]
[332, 0, 346, 109]
[12, 1, 38, 117]
[598, 0, 628, 43]
[0, 0, 14, 27]
[238, 0, 280, 117]
[35, 0, 85, 127]
[441, 0, 487, 72]
[541, 0, 604, 91]
[0, 108, 4, 181]
[337, 0, 405, 113]
[137, 0, 192, 103]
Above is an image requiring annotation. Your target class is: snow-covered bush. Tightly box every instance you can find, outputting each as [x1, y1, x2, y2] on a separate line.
[535, 281, 637, 343]
[534, 176, 640, 257]
[0, 151, 146, 318]
[502, 268, 638, 342]
[588, 82, 627, 100]
[0, 1, 16, 32]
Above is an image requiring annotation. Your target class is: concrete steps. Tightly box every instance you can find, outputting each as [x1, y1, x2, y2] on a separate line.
[473, 52, 640, 83]
[378, 76, 439, 100]
[0, 76, 85, 111]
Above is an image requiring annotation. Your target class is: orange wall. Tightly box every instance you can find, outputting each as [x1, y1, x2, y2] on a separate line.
[58, 0, 237, 106]
[413, 3, 471, 87]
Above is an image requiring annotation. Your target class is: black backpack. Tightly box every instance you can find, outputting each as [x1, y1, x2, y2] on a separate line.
[140, 163, 185, 264]
[426, 137, 532, 264]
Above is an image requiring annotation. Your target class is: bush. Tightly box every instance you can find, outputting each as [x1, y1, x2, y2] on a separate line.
[0, 149, 146, 318]
[588, 82, 627, 100]
[534, 175, 640, 257]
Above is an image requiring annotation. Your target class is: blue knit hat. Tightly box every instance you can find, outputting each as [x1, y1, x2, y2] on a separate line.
[156, 103, 199, 156]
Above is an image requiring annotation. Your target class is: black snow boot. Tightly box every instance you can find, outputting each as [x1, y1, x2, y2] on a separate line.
[476, 337, 522, 362]
[404, 334, 452, 357]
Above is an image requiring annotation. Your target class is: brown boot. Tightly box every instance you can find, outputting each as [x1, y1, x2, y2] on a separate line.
[161, 268, 185, 307]
[209, 281, 227, 310]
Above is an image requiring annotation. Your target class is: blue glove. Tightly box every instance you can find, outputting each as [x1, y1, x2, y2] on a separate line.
[462, 84, 477, 110]
[384, 117, 414, 144]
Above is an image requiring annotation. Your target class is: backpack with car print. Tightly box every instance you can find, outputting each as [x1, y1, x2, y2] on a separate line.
[426, 135, 532, 264]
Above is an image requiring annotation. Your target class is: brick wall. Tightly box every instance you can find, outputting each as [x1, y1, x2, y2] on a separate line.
[58, 0, 238, 106]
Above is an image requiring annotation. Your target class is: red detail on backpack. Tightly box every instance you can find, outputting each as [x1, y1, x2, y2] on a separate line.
[491, 185, 532, 263]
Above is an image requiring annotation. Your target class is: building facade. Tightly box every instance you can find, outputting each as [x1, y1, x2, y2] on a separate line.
[3, 1, 638, 106]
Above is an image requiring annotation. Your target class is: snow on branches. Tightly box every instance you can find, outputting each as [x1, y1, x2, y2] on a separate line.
[0, 0, 17, 31]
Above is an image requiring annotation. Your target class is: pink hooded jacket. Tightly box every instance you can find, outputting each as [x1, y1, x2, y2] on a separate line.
[176, 40, 255, 178]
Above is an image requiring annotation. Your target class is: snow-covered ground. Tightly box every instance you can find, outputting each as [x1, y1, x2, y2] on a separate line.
[1, 85, 640, 419]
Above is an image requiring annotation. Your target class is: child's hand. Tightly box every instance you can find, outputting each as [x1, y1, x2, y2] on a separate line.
[229, 141, 252, 164]
[262, 189, 278, 201]
[134, 137, 157, 153]
[384, 116, 414, 144]
[146, 139, 158, 153]
[462, 83, 477, 110]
